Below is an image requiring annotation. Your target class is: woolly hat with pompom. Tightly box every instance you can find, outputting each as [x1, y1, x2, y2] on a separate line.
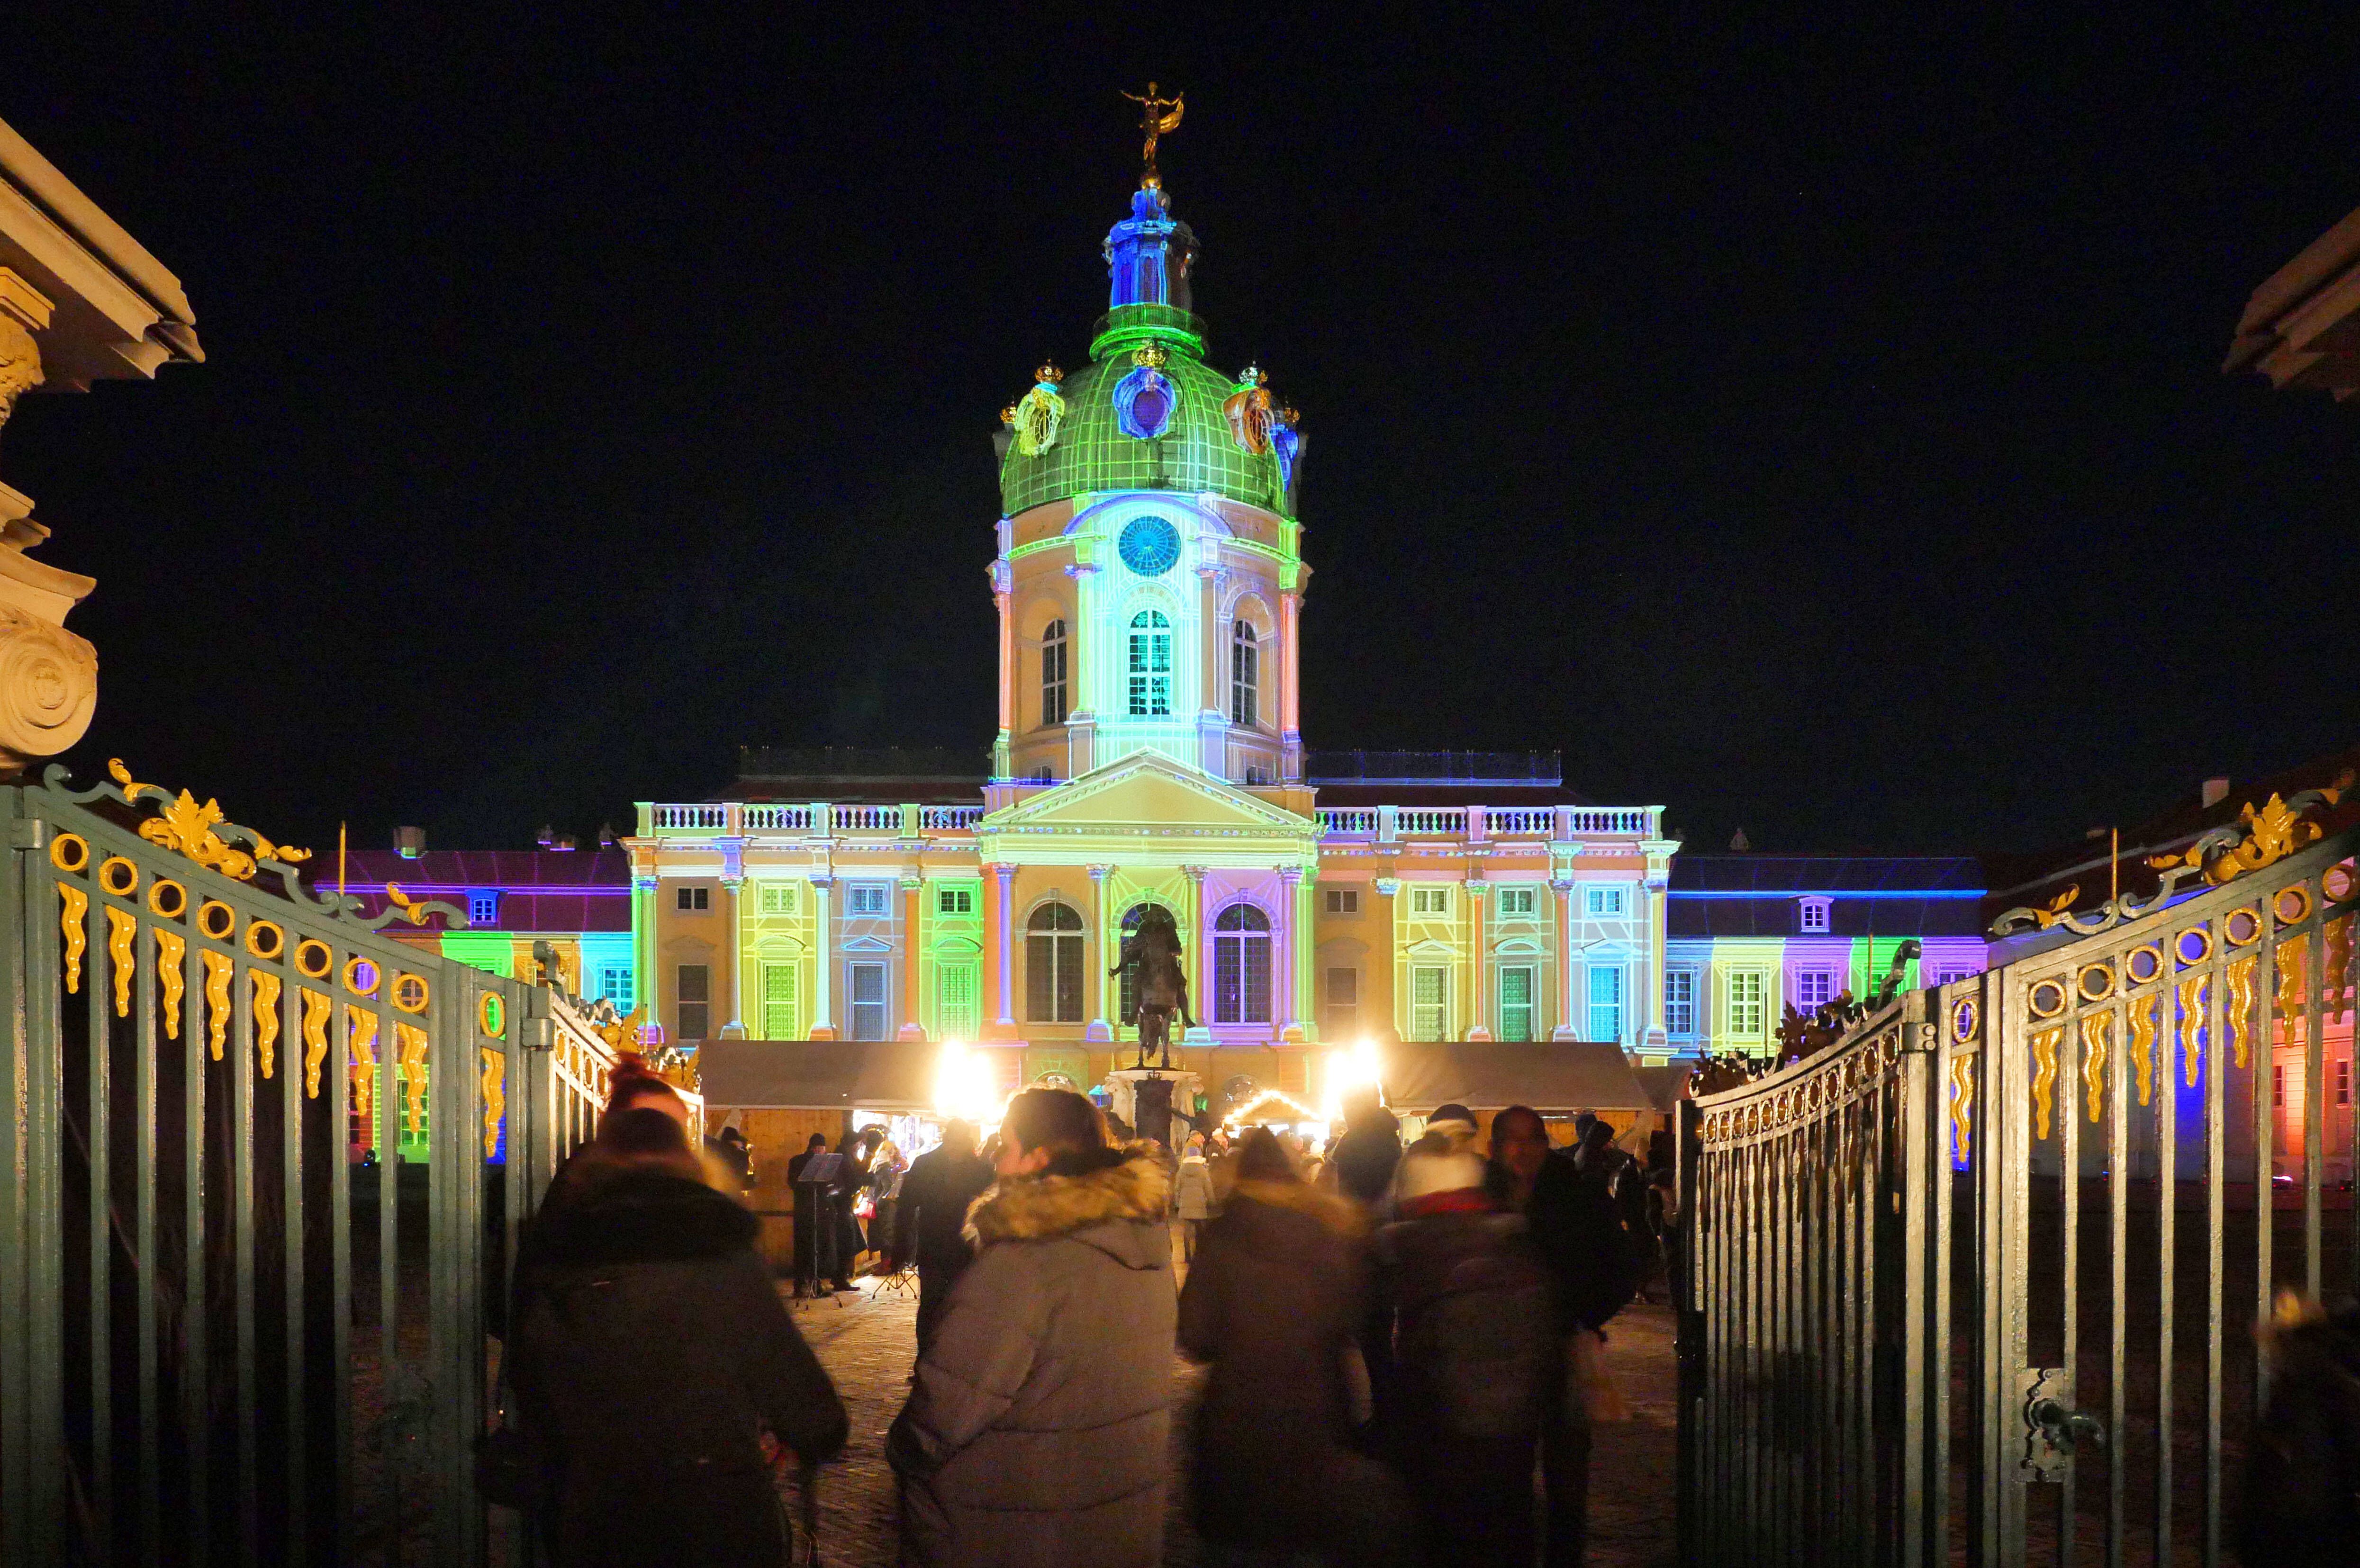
[1394, 1131, 1490, 1207]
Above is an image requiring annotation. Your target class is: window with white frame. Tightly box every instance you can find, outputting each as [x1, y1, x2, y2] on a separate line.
[1497, 886, 1537, 918]
[467, 890, 500, 927]
[1213, 903, 1273, 1025]
[937, 885, 974, 916]
[848, 962, 887, 1041]
[1584, 885, 1627, 918]
[1041, 618, 1069, 727]
[759, 883, 799, 916]
[1026, 903, 1085, 1023]
[2339, 1057, 2352, 1108]
[1727, 969, 1767, 1039]
[1411, 965, 1448, 1041]
[676, 964, 710, 1040]
[1665, 969, 1697, 1036]
[1793, 969, 1838, 1010]
[1325, 967, 1358, 1036]
[676, 885, 709, 912]
[761, 964, 798, 1040]
[1230, 620, 1258, 728]
[1410, 885, 1450, 917]
[1587, 965, 1625, 1044]
[1128, 610, 1173, 717]
[1500, 966, 1537, 1042]
[1325, 888, 1358, 915]
[847, 883, 889, 917]
[596, 963, 635, 1010]
[1798, 896, 1831, 933]
[1926, 964, 1979, 988]
[938, 963, 978, 1039]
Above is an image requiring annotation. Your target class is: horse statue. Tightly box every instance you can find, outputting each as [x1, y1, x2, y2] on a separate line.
[1110, 904, 1196, 1069]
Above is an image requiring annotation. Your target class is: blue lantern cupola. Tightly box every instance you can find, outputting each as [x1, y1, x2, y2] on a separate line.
[1103, 183, 1196, 313]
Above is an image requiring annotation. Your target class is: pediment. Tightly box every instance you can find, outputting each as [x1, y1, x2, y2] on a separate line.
[989, 751, 1312, 837]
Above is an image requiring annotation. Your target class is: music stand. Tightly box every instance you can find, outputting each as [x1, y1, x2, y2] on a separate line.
[793, 1153, 847, 1307]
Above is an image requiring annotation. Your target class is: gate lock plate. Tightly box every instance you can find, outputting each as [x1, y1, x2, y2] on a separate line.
[2018, 1366, 2105, 1480]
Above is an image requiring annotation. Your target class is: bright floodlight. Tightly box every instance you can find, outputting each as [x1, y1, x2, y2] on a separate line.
[933, 1040, 1002, 1126]
[1320, 1037, 1383, 1122]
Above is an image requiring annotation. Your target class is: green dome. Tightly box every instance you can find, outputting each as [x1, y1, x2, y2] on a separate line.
[999, 311, 1294, 520]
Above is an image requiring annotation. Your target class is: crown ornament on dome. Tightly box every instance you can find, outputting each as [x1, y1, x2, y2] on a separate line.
[1033, 361, 1064, 386]
[1130, 342, 1169, 370]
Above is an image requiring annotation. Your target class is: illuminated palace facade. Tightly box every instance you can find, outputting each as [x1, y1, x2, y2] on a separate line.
[622, 170, 1681, 1084]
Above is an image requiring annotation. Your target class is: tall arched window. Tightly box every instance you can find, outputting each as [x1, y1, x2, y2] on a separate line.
[1230, 621, 1258, 728]
[1212, 902, 1272, 1025]
[1127, 610, 1172, 717]
[1040, 619, 1068, 727]
[1025, 902, 1085, 1023]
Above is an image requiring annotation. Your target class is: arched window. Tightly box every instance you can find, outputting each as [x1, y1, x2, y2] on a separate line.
[1230, 620, 1258, 728]
[1040, 618, 1068, 727]
[1127, 610, 1172, 717]
[1212, 902, 1272, 1026]
[1025, 902, 1085, 1023]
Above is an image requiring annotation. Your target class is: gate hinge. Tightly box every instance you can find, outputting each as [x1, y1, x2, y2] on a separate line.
[1902, 1021, 1941, 1054]
[517, 1016, 554, 1053]
[10, 817, 47, 850]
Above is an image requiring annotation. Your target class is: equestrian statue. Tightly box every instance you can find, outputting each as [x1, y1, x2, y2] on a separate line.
[1110, 904, 1196, 1070]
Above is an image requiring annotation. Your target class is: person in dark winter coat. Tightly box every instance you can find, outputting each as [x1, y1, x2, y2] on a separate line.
[887, 1089, 1176, 1568]
[2239, 1293, 2360, 1562]
[1376, 1131, 1555, 1566]
[510, 1108, 849, 1568]
[1179, 1128, 1402, 1565]
[886, 1119, 998, 1352]
[1328, 1089, 1406, 1438]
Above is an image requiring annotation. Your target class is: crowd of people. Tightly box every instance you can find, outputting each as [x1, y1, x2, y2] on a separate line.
[496, 1058, 1671, 1567]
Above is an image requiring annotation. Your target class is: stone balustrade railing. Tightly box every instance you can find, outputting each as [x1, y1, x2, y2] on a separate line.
[640, 802, 986, 837]
[641, 799, 1655, 841]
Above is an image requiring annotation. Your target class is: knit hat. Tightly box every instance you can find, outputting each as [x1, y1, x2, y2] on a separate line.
[1427, 1102, 1478, 1137]
[1394, 1132, 1489, 1206]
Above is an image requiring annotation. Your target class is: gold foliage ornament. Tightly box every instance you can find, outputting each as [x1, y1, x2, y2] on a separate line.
[107, 759, 309, 882]
[2148, 784, 2344, 887]
[1011, 364, 1066, 457]
[1223, 364, 1274, 456]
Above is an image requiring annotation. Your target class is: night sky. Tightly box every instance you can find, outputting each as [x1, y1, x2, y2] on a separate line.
[6, 11, 2359, 861]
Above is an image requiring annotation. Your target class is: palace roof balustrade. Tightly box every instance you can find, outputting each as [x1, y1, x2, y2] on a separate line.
[639, 798, 1661, 847]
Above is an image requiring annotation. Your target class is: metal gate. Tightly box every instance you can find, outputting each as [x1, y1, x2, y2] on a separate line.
[0, 763, 691, 1565]
[1679, 800, 2359, 1566]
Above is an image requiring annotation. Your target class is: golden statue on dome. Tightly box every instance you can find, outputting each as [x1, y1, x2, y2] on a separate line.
[1122, 82, 1184, 188]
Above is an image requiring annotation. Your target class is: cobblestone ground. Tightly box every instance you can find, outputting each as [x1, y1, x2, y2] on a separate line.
[776, 1272, 1679, 1568]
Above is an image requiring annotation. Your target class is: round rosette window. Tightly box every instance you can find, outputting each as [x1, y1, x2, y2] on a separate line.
[1113, 345, 1179, 440]
[1118, 514, 1181, 577]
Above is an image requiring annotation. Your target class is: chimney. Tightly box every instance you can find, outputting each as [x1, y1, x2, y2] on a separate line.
[1729, 827, 1751, 852]
[393, 826, 425, 859]
[2201, 777, 2230, 810]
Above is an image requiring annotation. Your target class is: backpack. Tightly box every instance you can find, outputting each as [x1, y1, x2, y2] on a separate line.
[1400, 1219, 1556, 1441]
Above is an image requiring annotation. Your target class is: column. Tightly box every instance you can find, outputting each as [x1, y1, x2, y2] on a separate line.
[1644, 878, 1670, 1049]
[993, 561, 1013, 778]
[899, 874, 928, 1040]
[989, 862, 1019, 1038]
[1196, 565, 1226, 773]
[1373, 875, 1401, 1042]
[1275, 866, 1301, 1043]
[631, 874, 656, 1038]
[1182, 865, 1211, 1044]
[1464, 879, 1492, 1042]
[1065, 560, 1100, 776]
[1086, 865, 1113, 1043]
[1288, 865, 1317, 1044]
[1550, 878, 1577, 1040]
[808, 875, 836, 1040]
[719, 874, 747, 1039]
[1279, 588, 1303, 780]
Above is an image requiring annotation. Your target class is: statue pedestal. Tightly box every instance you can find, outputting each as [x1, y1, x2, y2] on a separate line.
[1105, 1067, 1201, 1149]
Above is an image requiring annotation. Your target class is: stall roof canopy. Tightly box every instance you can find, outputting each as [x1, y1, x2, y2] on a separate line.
[697, 1039, 940, 1111]
[1381, 1042, 1655, 1114]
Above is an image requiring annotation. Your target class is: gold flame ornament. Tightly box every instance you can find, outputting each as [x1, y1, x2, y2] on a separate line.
[253, 970, 282, 1080]
[156, 929, 186, 1037]
[107, 758, 308, 881]
[59, 883, 86, 993]
[1011, 364, 1066, 458]
[480, 1049, 505, 1159]
[397, 1023, 429, 1136]
[300, 988, 332, 1097]
[202, 950, 234, 1061]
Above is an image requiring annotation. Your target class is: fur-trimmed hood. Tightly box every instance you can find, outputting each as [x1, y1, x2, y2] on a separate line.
[533, 1169, 759, 1267]
[1228, 1177, 1366, 1236]
[965, 1145, 1171, 1253]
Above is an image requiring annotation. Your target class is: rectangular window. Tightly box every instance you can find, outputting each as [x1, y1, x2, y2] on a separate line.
[1128, 621, 1172, 717]
[676, 885, 709, 912]
[847, 883, 889, 917]
[1583, 885, 1627, 918]
[1665, 969, 1697, 1036]
[1500, 966, 1536, 1043]
[938, 964, 979, 1039]
[760, 883, 799, 916]
[1230, 627, 1258, 727]
[1042, 630, 1068, 726]
[1496, 887, 1537, 918]
[2339, 1057, 2352, 1107]
[1325, 967, 1358, 1036]
[596, 964, 635, 1010]
[676, 964, 710, 1041]
[849, 961, 887, 1041]
[1798, 897, 1831, 933]
[937, 886, 974, 916]
[2274, 1063, 2286, 1108]
[1410, 886, 1449, 917]
[1588, 965, 1624, 1045]
[468, 890, 500, 927]
[1727, 970, 1766, 1039]
[1793, 969, 1837, 1010]
[1325, 888, 1359, 915]
[761, 963, 798, 1040]
[1411, 966, 1448, 1041]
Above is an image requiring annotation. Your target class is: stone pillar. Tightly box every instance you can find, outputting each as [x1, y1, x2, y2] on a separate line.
[899, 874, 928, 1039]
[1181, 865, 1211, 1044]
[1550, 878, 1578, 1040]
[988, 862, 1019, 1038]
[1196, 565, 1226, 773]
[1282, 865, 1313, 1044]
[0, 269, 97, 776]
[1278, 589, 1303, 782]
[1464, 879, 1492, 1042]
[1086, 865, 1113, 1043]
[1065, 560, 1100, 777]
[719, 878, 747, 1039]
[1643, 877, 1671, 1050]
[632, 873, 657, 1038]
[808, 875, 836, 1040]
[1373, 875, 1401, 1043]
[992, 560, 1013, 778]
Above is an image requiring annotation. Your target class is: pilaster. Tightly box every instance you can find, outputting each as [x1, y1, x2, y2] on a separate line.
[1463, 877, 1492, 1042]
[807, 875, 837, 1040]
[899, 874, 928, 1040]
[986, 862, 1020, 1040]
[1549, 877, 1578, 1041]
[1181, 865, 1212, 1044]
[1086, 865, 1114, 1042]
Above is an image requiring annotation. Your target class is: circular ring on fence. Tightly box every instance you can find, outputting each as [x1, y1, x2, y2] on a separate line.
[245, 919, 285, 962]
[2175, 926, 2213, 967]
[480, 991, 505, 1037]
[2225, 908, 2262, 947]
[2125, 944, 2163, 985]
[344, 955, 381, 996]
[2326, 861, 2360, 902]
[2076, 963, 2116, 1003]
[295, 937, 332, 978]
[147, 879, 186, 920]
[49, 833, 88, 874]
[392, 972, 429, 1015]
[2029, 978, 2069, 1020]
[198, 900, 235, 941]
[1951, 996, 1980, 1043]
[2274, 884, 2314, 928]
[99, 856, 138, 897]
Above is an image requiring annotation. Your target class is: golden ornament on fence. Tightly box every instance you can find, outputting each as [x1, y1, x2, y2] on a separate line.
[59, 883, 86, 993]
[252, 971, 282, 1079]
[106, 758, 308, 881]
[201, 951, 234, 1061]
[156, 929, 185, 1037]
[300, 988, 331, 1097]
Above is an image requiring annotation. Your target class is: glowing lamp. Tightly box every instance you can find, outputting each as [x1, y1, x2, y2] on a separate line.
[933, 1041, 1003, 1127]
[1320, 1038, 1384, 1124]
